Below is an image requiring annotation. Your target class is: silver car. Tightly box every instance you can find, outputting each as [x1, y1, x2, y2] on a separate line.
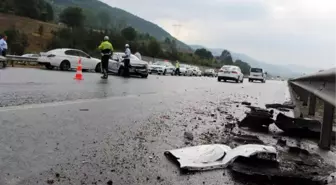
[149, 61, 175, 75]
[108, 52, 149, 78]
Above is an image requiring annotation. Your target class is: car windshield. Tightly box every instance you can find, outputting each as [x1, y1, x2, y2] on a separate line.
[153, 61, 167, 66]
[251, 68, 263, 73]
[222, 66, 234, 70]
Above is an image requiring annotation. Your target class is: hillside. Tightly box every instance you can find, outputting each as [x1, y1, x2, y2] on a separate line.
[189, 45, 318, 78]
[48, 0, 191, 51]
[0, 13, 61, 52]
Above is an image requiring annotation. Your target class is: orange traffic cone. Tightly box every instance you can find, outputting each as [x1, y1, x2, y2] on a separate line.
[74, 58, 83, 80]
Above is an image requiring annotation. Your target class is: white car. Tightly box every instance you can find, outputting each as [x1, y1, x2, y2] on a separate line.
[108, 52, 149, 78]
[191, 66, 202, 76]
[217, 65, 244, 83]
[178, 64, 193, 76]
[148, 61, 175, 75]
[249, 67, 266, 83]
[38, 48, 101, 71]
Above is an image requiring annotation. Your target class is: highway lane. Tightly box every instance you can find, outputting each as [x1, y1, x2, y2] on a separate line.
[0, 68, 292, 185]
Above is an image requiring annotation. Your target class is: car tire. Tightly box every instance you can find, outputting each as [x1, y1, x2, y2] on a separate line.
[95, 63, 101, 73]
[60, 60, 71, 71]
[217, 77, 221, 82]
[45, 63, 54, 70]
[118, 67, 125, 76]
[141, 74, 148, 78]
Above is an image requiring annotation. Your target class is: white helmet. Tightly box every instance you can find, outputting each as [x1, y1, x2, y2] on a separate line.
[104, 36, 109, 41]
[125, 44, 129, 48]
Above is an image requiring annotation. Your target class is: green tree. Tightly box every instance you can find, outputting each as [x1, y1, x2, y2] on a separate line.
[12, 0, 53, 21]
[97, 11, 111, 28]
[147, 39, 161, 59]
[195, 48, 213, 60]
[60, 7, 85, 28]
[4, 27, 29, 55]
[121, 26, 137, 41]
[234, 59, 251, 75]
[219, 50, 233, 65]
[45, 2, 54, 21]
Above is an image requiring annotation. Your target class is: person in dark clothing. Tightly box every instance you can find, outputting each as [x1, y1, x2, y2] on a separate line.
[98, 36, 113, 79]
[122, 44, 131, 77]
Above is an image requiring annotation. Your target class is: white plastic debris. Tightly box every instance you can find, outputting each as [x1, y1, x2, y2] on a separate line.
[165, 144, 277, 171]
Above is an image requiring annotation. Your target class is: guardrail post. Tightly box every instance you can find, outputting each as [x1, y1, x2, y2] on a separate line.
[319, 101, 335, 150]
[308, 94, 317, 116]
[301, 91, 308, 106]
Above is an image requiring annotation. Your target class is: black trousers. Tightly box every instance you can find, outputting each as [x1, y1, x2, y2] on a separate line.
[101, 55, 110, 77]
[123, 59, 130, 77]
[175, 68, 180, 75]
[1, 50, 7, 68]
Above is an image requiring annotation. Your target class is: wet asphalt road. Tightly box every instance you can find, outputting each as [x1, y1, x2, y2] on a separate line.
[0, 68, 292, 185]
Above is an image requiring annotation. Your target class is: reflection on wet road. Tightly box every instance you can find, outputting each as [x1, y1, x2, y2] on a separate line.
[0, 68, 293, 185]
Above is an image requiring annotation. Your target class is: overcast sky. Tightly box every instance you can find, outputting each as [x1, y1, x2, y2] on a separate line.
[100, 0, 335, 68]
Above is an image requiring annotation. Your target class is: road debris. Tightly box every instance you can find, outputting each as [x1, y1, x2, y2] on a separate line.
[232, 134, 264, 144]
[164, 144, 277, 171]
[239, 106, 274, 129]
[241, 101, 251, 106]
[265, 103, 295, 109]
[184, 131, 194, 141]
[274, 113, 336, 138]
[276, 138, 287, 147]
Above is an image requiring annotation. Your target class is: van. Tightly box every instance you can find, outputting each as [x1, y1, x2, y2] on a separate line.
[249, 68, 266, 83]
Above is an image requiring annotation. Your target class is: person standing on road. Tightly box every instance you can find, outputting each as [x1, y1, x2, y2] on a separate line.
[0, 35, 8, 68]
[98, 36, 113, 79]
[0, 35, 8, 57]
[175, 60, 180, 76]
[122, 44, 131, 77]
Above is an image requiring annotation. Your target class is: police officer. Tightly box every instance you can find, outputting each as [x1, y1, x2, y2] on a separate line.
[98, 36, 113, 79]
[122, 44, 131, 77]
[175, 60, 180, 76]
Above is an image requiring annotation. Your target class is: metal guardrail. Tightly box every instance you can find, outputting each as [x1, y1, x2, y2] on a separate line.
[288, 68, 336, 149]
[6, 55, 39, 62]
[0, 55, 39, 67]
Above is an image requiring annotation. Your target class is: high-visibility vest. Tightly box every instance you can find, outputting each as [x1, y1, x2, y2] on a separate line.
[176, 62, 180, 68]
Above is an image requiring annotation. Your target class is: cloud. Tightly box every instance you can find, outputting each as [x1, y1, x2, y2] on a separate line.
[100, 0, 336, 68]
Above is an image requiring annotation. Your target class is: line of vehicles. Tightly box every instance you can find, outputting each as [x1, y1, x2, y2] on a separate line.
[17, 48, 268, 83]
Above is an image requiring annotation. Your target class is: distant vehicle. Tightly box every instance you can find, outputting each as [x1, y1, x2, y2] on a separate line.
[249, 68, 266, 83]
[178, 64, 193, 76]
[108, 52, 149, 78]
[217, 65, 244, 83]
[22, 54, 40, 58]
[191, 66, 202, 76]
[38, 48, 101, 71]
[203, 69, 216, 77]
[148, 61, 175, 75]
